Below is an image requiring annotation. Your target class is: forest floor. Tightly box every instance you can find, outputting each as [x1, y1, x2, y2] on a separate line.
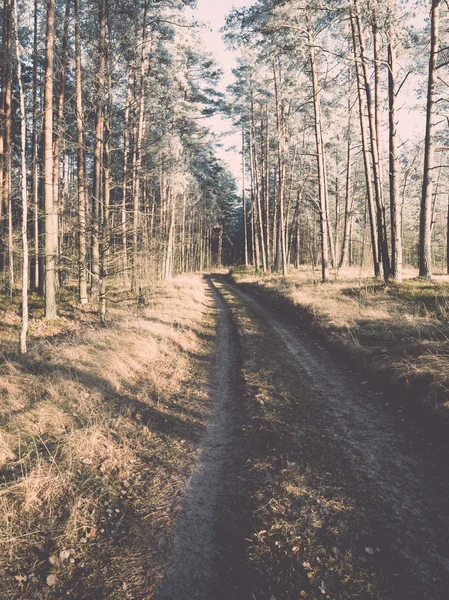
[0, 275, 217, 599]
[1, 269, 449, 599]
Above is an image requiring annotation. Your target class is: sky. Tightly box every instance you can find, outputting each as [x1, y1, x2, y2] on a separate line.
[192, 0, 255, 189]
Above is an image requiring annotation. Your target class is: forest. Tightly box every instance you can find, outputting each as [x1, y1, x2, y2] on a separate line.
[1, 0, 449, 352]
[226, 0, 449, 284]
[1, 0, 449, 599]
[1, 0, 237, 352]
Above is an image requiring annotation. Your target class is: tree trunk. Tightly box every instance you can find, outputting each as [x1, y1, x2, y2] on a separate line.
[53, 0, 70, 280]
[3, 0, 13, 294]
[339, 80, 353, 270]
[32, 0, 39, 292]
[310, 40, 330, 283]
[44, 0, 57, 319]
[446, 194, 449, 275]
[92, 0, 106, 294]
[13, 0, 28, 352]
[131, 0, 149, 292]
[353, 0, 390, 279]
[273, 60, 287, 275]
[350, 6, 380, 276]
[122, 70, 132, 279]
[419, 0, 440, 279]
[388, 2, 403, 282]
[242, 127, 249, 266]
[75, 0, 88, 304]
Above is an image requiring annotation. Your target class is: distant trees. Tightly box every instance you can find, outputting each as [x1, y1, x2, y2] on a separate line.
[226, 0, 449, 283]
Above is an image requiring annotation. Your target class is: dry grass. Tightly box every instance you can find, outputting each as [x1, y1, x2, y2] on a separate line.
[0, 275, 215, 599]
[230, 265, 449, 426]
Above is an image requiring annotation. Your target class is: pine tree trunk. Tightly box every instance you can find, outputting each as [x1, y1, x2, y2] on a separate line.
[350, 7, 380, 276]
[3, 0, 13, 295]
[340, 69, 353, 270]
[32, 0, 39, 292]
[273, 60, 287, 275]
[310, 41, 330, 283]
[446, 194, 449, 274]
[388, 2, 403, 282]
[92, 0, 106, 294]
[242, 128, 249, 266]
[53, 0, 70, 285]
[353, 0, 390, 279]
[122, 70, 132, 279]
[75, 0, 88, 304]
[44, 0, 57, 319]
[13, 0, 28, 352]
[264, 106, 270, 266]
[419, 0, 440, 279]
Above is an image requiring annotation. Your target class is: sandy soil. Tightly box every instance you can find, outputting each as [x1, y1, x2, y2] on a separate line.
[157, 279, 244, 599]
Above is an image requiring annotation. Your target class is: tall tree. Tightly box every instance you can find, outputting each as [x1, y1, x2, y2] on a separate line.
[13, 0, 28, 352]
[44, 0, 57, 319]
[75, 0, 88, 304]
[388, 0, 403, 282]
[419, 0, 441, 279]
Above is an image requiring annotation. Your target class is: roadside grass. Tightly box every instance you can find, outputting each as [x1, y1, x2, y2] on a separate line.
[230, 266, 449, 430]
[216, 281, 395, 600]
[0, 275, 214, 599]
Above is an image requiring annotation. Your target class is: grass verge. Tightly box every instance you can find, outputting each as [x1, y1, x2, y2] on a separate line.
[0, 275, 214, 599]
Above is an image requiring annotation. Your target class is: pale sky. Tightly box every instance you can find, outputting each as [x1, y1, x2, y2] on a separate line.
[191, 1, 427, 192]
[193, 0, 255, 189]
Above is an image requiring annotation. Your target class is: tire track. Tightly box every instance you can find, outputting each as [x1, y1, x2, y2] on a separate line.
[217, 276, 449, 597]
[156, 277, 244, 600]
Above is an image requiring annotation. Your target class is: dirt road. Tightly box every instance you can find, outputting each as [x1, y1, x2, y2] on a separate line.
[157, 280, 246, 600]
[158, 276, 449, 599]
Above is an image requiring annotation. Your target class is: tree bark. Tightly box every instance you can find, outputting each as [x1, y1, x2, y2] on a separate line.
[350, 6, 380, 276]
[242, 127, 249, 266]
[3, 0, 13, 294]
[273, 59, 287, 275]
[339, 77, 353, 270]
[32, 0, 39, 292]
[92, 0, 106, 293]
[53, 0, 70, 275]
[13, 0, 28, 352]
[388, 1, 403, 282]
[44, 0, 57, 319]
[75, 0, 88, 304]
[309, 40, 330, 283]
[353, 0, 390, 279]
[419, 0, 440, 279]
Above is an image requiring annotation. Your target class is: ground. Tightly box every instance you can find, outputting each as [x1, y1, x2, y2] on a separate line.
[1, 270, 449, 599]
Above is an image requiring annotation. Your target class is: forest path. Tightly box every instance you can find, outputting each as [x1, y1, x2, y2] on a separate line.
[156, 278, 245, 600]
[214, 276, 449, 599]
[158, 275, 449, 599]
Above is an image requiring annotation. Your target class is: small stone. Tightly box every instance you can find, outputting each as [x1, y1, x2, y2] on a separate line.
[365, 547, 374, 555]
[60, 550, 71, 561]
[46, 574, 57, 587]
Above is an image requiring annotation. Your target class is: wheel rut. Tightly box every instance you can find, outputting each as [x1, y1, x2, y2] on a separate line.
[218, 275, 449, 598]
[156, 277, 244, 600]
